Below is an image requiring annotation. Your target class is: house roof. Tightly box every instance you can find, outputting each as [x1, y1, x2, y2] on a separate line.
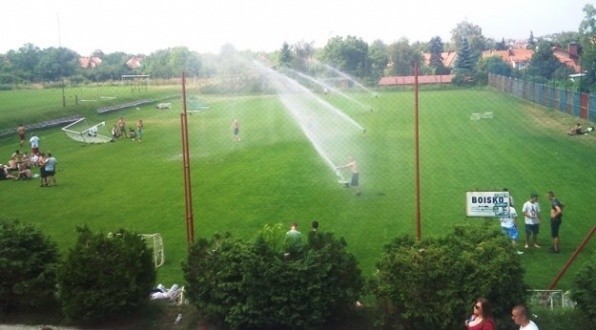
[552, 47, 581, 73]
[126, 56, 143, 69]
[378, 75, 454, 86]
[482, 49, 533, 64]
[421, 52, 457, 68]
[78, 56, 102, 69]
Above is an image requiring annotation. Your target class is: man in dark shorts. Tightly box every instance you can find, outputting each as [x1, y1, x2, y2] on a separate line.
[231, 119, 240, 142]
[547, 191, 564, 253]
[336, 156, 361, 196]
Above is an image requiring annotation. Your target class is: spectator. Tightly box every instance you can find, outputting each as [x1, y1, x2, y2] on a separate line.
[465, 297, 496, 330]
[499, 205, 524, 254]
[0, 165, 16, 181]
[117, 117, 127, 138]
[512, 304, 539, 330]
[29, 135, 40, 155]
[42, 152, 57, 187]
[137, 120, 144, 142]
[16, 124, 26, 147]
[547, 191, 564, 253]
[522, 193, 541, 249]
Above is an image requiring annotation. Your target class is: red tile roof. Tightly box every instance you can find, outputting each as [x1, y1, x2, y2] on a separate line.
[552, 47, 581, 73]
[482, 49, 533, 65]
[421, 52, 457, 68]
[78, 56, 102, 69]
[378, 75, 454, 86]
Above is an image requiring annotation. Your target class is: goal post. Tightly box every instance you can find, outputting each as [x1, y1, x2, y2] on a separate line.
[61, 117, 113, 143]
[122, 74, 150, 92]
[141, 233, 165, 268]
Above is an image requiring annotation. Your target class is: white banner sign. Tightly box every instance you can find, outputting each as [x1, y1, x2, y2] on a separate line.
[466, 191, 510, 217]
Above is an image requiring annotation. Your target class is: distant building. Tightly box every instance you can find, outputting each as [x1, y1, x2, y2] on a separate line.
[482, 48, 533, 70]
[78, 56, 102, 69]
[126, 56, 143, 69]
[421, 51, 457, 69]
[378, 75, 454, 86]
[552, 43, 581, 73]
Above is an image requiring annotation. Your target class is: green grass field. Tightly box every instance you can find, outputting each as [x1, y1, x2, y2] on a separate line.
[0, 85, 594, 291]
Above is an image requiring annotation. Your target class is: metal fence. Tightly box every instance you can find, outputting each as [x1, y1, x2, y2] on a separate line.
[488, 73, 596, 122]
[527, 290, 576, 310]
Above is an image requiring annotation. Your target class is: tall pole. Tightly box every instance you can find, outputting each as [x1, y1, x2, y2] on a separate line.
[180, 72, 195, 246]
[546, 226, 595, 291]
[414, 62, 421, 241]
[57, 12, 66, 107]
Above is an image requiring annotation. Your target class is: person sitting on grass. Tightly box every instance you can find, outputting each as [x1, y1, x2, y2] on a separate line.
[0, 165, 16, 181]
[568, 123, 594, 136]
[129, 128, 137, 139]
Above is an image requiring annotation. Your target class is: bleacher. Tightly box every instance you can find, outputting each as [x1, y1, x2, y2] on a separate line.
[0, 115, 84, 138]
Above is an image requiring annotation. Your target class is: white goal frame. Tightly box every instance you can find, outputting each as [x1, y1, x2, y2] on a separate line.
[61, 117, 112, 143]
[142, 233, 165, 268]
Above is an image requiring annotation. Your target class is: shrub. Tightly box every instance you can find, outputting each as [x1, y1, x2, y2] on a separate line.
[58, 226, 156, 325]
[571, 257, 596, 323]
[183, 229, 364, 329]
[370, 223, 527, 329]
[0, 220, 60, 313]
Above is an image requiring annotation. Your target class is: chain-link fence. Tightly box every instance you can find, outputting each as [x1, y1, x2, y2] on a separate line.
[489, 73, 596, 121]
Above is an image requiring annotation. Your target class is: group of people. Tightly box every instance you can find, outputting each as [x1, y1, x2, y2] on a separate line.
[499, 189, 564, 254]
[465, 298, 538, 330]
[111, 117, 144, 141]
[1, 146, 57, 187]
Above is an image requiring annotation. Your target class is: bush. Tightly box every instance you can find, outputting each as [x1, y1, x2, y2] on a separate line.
[183, 228, 364, 329]
[370, 223, 527, 329]
[0, 220, 60, 313]
[571, 257, 596, 323]
[58, 226, 156, 325]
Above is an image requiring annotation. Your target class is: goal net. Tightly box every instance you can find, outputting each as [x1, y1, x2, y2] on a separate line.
[142, 233, 165, 268]
[62, 117, 113, 143]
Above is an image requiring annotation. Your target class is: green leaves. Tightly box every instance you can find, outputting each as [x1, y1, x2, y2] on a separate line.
[183, 229, 364, 329]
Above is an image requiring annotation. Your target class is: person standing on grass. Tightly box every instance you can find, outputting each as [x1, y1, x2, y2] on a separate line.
[42, 152, 57, 187]
[136, 120, 144, 142]
[16, 124, 26, 147]
[522, 193, 541, 249]
[118, 117, 127, 138]
[512, 304, 539, 330]
[336, 156, 361, 196]
[547, 191, 564, 253]
[498, 204, 524, 254]
[231, 119, 240, 142]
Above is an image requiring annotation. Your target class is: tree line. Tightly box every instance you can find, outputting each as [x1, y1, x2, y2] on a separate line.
[1, 4, 594, 92]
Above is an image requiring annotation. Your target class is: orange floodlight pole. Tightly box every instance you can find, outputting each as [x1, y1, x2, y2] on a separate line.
[180, 72, 195, 246]
[414, 62, 421, 241]
[546, 225, 595, 291]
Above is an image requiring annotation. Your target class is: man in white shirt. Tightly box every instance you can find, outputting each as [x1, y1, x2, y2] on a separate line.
[512, 304, 539, 330]
[522, 193, 541, 249]
[29, 135, 40, 155]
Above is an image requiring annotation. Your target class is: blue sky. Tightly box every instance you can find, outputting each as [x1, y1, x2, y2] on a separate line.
[0, 0, 589, 55]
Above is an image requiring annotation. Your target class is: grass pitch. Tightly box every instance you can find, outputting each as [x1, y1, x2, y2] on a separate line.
[0, 86, 594, 290]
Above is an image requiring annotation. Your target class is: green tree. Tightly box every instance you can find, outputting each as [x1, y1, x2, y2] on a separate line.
[368, 39, 388, 82]
[386, 38, 421, 76]
[527, 31, 536, 50]
[451, 21, 486, 63]
[279, 42, 293, 68]
[525, 41, 564, 80]
[495, 38, 507, 51]
[6, 43, 42, 82]
[579, 4, 596, 92]
[453, 38, 475, 84]
[183, 229, 364, 329]
[320, 35, 369, 78]
[37, 47, 80, 82]
[571, 257, 596, 323]
[291, 40, 314, 72]
[0, 220, 59, 312]
[428, 36, 449, 74]
[370, 224, 527, 329]
[58, 226, 155, 325]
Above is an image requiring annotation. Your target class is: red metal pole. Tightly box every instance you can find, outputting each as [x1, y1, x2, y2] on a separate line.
[546, 225, 595, 291]
[414, 62, 421, 241]
[180, 72, 195, 246]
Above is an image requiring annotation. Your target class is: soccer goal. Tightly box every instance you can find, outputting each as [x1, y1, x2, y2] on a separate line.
[61, 117, 113, 143]
[122, 74, 150, 92]
[142, 233, 165, 268]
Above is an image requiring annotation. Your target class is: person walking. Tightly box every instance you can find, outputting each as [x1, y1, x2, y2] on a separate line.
[547, 191, 564, 253]
[16, 124, 26, 147]
[522, 193, 542, 249]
